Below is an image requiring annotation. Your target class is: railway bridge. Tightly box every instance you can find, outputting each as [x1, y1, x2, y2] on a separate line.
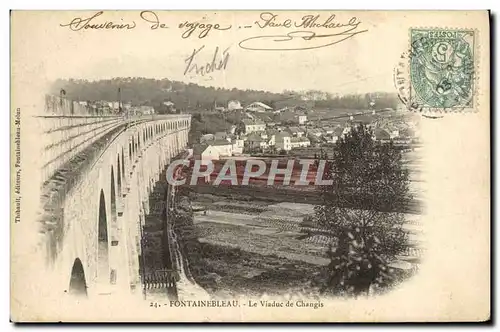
[26, 96, 191, 301]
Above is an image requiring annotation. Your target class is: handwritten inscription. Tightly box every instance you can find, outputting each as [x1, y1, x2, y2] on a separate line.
[59, 11, 137, 31]
[60, 11, 231, 39]
[184, 45, 230, 77]
[179, 20, 232, 39]
[59, 11, 368, 51]
[140, 11, 169, 30]
[242, 12, 367, 51]
[255, 12, 360, 30]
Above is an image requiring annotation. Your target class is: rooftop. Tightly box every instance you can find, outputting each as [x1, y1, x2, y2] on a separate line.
[211, 139, 233, 146]
[193, 144, 209, 156]
[246, 101, 272, 110]
[373, 128, 391, 140]
[242, 119, 265, 125]
[276, 131, 291, 138]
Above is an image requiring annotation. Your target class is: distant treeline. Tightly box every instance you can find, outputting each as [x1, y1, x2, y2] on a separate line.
[51, 78, 400, 114]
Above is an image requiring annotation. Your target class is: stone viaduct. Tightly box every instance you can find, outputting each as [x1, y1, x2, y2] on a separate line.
[34, 95, 191, 300]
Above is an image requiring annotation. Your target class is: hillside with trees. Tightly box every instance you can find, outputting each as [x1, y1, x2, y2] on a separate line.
[51, 78, 400, 113]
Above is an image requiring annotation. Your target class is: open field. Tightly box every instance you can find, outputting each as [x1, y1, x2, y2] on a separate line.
[184, 196, 423, 296]
[192, 199, 424, 265]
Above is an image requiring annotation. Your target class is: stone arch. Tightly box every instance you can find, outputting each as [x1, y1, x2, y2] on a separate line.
[111, 166, 117, 223]
[121, 148, 125, 182]
[97, 189, 109, 283]
[117, 155, 122, 195]
[68, 258, 87, 297]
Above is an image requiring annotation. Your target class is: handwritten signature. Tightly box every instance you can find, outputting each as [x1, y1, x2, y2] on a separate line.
[184, 45, 230, 78]
[239, 27, 367, 51]
[240, 13, 367, 51]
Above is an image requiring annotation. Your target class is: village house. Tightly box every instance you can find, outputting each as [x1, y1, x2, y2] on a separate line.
[342, 126, 352, 137]
[308, 135, 321, 146]
[350, 120, 364, 129]
[130, 105, 155, 116]
[275, 131, 292, 151]
[323, 135, 336, 144]
[193, 144, 220, 161]
[290, 137, 311, 149]
[298, 115, 308, 125]
[163, 101, 176, 113]
[246, 101, 273, 113]
[109, 101, 120, 111]
[279, 111, 297, 124]
[228, 100, 243, 111]
[331, 127, 345, 143]
[274, 107, 288, 114]
[308, 128, 324, 138]
[123, 103, 132, 111]
[214, 131, 228, 141]
[242, 119, 266, 134]
[399, 127, 416, 139]
[287, 126, 305, 138]
[322, 127, 334, 135]
[245, 133, 267, 151]
[229, 125, 237, 134]
[199, 133, 215, 144]
[372, 128, 391, 141]
[232, 137, 245, 155]
[253, 113, 276, 127]
[265, 129, 281, 147]
[210, 139, 234, 157]
[141, 105, 155, 115]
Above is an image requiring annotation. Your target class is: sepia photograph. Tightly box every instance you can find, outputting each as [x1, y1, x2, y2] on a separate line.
[10, 10, 490, 322]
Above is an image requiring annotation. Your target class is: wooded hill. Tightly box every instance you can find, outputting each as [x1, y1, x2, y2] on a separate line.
[51, 78, 400, 114]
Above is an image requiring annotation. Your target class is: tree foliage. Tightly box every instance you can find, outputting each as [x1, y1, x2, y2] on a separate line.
[314, 125, 413, 296]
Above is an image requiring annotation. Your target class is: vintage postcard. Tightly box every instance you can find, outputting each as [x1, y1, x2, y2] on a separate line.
[10, 10, 490, 322]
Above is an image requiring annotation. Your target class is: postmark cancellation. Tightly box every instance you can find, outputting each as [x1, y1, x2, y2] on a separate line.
[408, 28, 476, 112]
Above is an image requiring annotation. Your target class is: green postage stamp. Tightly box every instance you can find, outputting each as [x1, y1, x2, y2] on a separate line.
[410, 29, 475, 111]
